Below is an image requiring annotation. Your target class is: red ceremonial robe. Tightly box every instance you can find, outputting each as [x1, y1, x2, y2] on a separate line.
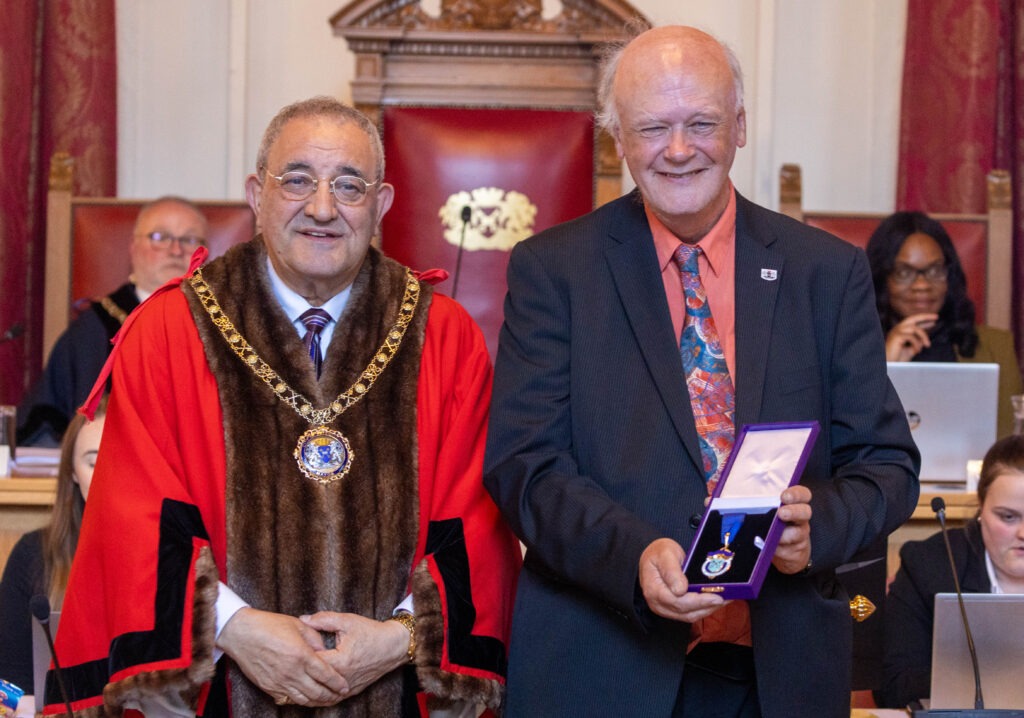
[46, 243, 520, 717]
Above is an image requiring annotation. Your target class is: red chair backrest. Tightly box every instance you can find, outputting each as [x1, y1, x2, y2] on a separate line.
[69, 200, 254, 303]
[803, 213, 989, 323]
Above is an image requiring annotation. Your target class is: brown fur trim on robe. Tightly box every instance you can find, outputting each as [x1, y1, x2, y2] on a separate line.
[413, 561, 503, 714]
[184, 238, 430, 717]
[101, 547, 220, 716]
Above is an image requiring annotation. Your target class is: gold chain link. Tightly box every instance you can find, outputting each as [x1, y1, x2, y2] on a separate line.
[98, 296, 129, 325]
[188, 268, 420, 426]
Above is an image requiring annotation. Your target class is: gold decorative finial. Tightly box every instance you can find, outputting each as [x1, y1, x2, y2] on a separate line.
[987, 169, 1011, 211]
[779, 163, 802, 207]
[49, 151, 74, 192]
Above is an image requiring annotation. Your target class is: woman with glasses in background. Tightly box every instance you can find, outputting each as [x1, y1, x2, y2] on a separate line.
[866, 211, 1022, 437]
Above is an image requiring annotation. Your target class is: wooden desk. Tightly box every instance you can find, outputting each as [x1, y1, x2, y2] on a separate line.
[912, 489, 978, 521]
[0, 478, 57, 575]
[0, 477, 58, 505]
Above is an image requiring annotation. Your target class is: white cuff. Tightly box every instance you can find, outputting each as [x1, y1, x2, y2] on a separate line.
[214, 581, 249, 661]
[395, 593, 415, 615]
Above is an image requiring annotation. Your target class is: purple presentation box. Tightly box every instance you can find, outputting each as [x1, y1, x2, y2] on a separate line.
[683, 421, 820, 600]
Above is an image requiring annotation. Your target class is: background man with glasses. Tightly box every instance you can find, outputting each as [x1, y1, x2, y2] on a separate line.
[16, 196, 208, 446]
[48, 96, 519, 718]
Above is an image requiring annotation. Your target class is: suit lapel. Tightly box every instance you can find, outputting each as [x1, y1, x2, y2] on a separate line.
[603, 195, 704, 473]
[734, 195, 783, 427]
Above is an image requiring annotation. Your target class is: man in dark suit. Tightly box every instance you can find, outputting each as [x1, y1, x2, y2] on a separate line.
[483, 25, 920, 718]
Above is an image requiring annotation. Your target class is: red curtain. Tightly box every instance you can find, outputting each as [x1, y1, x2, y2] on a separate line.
[0, 0, 116, 405]
[897, 0, 1024, 354]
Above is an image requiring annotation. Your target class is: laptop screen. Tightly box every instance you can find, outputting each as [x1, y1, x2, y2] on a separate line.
[886, 362, 998, 483]
[930, 593, 1024, 709]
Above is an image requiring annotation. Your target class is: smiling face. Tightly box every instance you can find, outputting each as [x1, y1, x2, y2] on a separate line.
[888, 232, 948, 319]
[611, 27, 746, 241]
[979, 470, 1024, 590]
[71, 414, 106, 501]
[245, 115, 394, 304]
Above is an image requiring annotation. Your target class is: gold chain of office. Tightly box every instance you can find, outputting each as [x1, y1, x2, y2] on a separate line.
[188, 268, 420, 427]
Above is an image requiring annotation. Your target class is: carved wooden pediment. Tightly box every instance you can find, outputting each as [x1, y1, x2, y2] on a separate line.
[331, 0, 648, 112]
[332, 0, 644, 37]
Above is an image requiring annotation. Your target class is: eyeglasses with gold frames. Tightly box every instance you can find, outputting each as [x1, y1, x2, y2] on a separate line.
[263, 169, 379, 205]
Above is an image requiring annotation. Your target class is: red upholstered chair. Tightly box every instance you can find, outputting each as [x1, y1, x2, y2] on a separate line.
[379, 106, 596, 358]
[43, 152, 255, 361]
[778, 163, 1014, 330]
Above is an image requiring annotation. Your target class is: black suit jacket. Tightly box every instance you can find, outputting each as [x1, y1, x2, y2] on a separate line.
[876, 520, 989, 708]
[484, 191, 920, 718]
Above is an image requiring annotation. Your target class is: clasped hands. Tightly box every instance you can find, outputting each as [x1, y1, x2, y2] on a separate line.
[215, 607, 411, 707]
[638, 485, 813, 622]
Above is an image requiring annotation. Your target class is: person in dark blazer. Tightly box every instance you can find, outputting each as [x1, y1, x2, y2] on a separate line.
[483, 25, 920, 718]
[877, 434, 1024, 708]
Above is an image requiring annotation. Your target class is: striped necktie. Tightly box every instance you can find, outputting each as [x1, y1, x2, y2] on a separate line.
[674, 244, 735, 493]
[299, 308, 332, 379]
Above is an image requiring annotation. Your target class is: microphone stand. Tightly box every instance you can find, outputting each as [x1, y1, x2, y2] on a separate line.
[451, 206, 471, 301]
[30, 595, 74, 718]
[937, 498, 984, 710]
[911, 498, 1024, 717]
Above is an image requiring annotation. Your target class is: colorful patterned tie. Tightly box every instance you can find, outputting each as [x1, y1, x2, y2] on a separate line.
[299, 308, 332, 379]
[674, 244, 735, 493]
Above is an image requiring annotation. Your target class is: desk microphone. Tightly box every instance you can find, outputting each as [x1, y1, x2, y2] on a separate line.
[910, 499, 1024, 716]
[30, 594, 74, 718]
[933, 497, 984, 709]
[913, 501, 1024, 712]
[451, 205, 472, 301]
[0, 323, 23, 344]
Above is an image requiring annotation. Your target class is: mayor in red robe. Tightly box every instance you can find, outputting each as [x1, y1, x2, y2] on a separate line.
[46, 97, 521, 718]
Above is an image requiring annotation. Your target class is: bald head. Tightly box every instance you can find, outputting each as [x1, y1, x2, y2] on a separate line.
[597, 26, 744, 138]
[596, 25, 747, 241]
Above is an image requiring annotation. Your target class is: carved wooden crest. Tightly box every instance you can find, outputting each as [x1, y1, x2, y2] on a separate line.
[331, 0, 647, 116]
[332, 0, 645, 35]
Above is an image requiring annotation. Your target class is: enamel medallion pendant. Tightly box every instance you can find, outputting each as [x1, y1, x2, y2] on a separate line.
[701, 545, 735, 578]
[294, 426, 353, 485]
